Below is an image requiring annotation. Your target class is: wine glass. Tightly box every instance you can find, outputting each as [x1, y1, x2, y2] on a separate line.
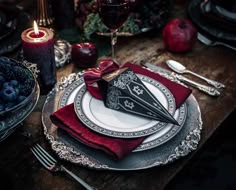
[97, 0, 130, 60]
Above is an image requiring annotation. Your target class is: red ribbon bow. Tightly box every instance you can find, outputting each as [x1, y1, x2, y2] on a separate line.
[83, 59, 119, 99]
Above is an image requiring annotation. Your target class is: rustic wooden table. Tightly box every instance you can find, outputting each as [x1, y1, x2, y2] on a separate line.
[0, 2, 236, 190]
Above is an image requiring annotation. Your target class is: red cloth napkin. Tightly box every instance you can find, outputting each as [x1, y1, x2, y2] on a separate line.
[50, 63, 192, 160]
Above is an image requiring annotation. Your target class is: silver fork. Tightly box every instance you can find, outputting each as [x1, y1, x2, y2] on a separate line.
[30, 144, 96, 190]
[197, 32, 236, 51]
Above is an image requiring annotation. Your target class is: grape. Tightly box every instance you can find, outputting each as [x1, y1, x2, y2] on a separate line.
[75, 0, 97, 30]
[145, 0, 171, 29]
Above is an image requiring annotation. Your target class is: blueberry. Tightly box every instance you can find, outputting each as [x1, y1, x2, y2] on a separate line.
[0, 74, 6, 88]
[0, 57, 16, 66]
[0, 75, 5, 83]
[0, 104, 5, 112]
[1, 86, 18, 102]
[1, 64, 15, 80]
[15, 87, 19, 95]
[5, 102, 15, 111]
[0, 62, 5, 72]
[10, 80, 19, 87]
[2, 82, 11, 89]
[2, 81, 19, 90]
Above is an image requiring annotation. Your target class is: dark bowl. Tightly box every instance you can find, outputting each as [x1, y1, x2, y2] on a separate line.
[0, 56, 37, 117]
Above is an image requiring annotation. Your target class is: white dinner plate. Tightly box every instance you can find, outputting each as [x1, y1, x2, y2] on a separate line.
[58, 75, 187, 151]
[72, 75, 176, 138]
[134, 103, 186, 152]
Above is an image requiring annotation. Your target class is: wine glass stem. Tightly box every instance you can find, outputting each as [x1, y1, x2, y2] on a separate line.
[111, 29, 118, 60]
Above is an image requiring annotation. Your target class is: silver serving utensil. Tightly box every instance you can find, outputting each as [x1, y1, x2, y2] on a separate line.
[166, 60, 225, 89]
[197, 32, 236, 51]
[31, 143, 96, 190]
[141, 62, 221, 97]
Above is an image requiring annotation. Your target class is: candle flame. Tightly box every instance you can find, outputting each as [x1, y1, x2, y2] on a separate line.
[33, 21, 39, 35]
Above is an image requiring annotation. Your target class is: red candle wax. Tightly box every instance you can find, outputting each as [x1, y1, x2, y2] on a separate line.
[28, 31, 45, 38]
[21, 27, 52, 45]
[21, 27, 57, 94]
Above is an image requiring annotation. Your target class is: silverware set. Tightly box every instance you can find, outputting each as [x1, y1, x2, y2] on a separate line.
[166, 60, 225, 89]
[30, 144, 96, 190]
[141, 60, 225, 97]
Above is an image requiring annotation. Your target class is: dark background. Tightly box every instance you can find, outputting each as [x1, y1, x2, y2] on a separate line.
[166, 109, 236, 190]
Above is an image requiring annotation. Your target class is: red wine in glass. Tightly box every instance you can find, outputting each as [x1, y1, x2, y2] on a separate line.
[99, 2, 129, 30]
[97, 0, 130, 60]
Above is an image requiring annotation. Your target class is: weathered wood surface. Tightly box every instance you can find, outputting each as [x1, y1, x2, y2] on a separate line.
[1, 3, 236, 190]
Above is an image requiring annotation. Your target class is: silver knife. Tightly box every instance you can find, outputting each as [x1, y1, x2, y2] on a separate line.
[141, 62, 221, 97]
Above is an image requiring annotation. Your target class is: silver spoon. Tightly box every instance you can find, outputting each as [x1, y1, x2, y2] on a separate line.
[197, 32, 236, 51]
[166, 60, 225, 89]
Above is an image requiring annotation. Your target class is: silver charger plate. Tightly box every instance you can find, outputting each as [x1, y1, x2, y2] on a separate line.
[135, 103, 186, 152]
[0, 83, 40, 142]
[73, 75, 176, 138]
[42, 72, 202, 170]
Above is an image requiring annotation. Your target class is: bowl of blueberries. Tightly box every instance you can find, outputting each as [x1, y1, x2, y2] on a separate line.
[0, 56, 37, 117]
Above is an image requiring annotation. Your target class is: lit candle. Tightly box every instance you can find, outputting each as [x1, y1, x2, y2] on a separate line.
[21, 21, 57, 94]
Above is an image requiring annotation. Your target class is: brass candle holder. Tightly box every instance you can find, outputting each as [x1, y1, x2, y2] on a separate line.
[36, 0, 54, 27]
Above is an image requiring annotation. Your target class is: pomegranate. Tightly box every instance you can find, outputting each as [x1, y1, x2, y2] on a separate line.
[162, 18, 197, 52]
